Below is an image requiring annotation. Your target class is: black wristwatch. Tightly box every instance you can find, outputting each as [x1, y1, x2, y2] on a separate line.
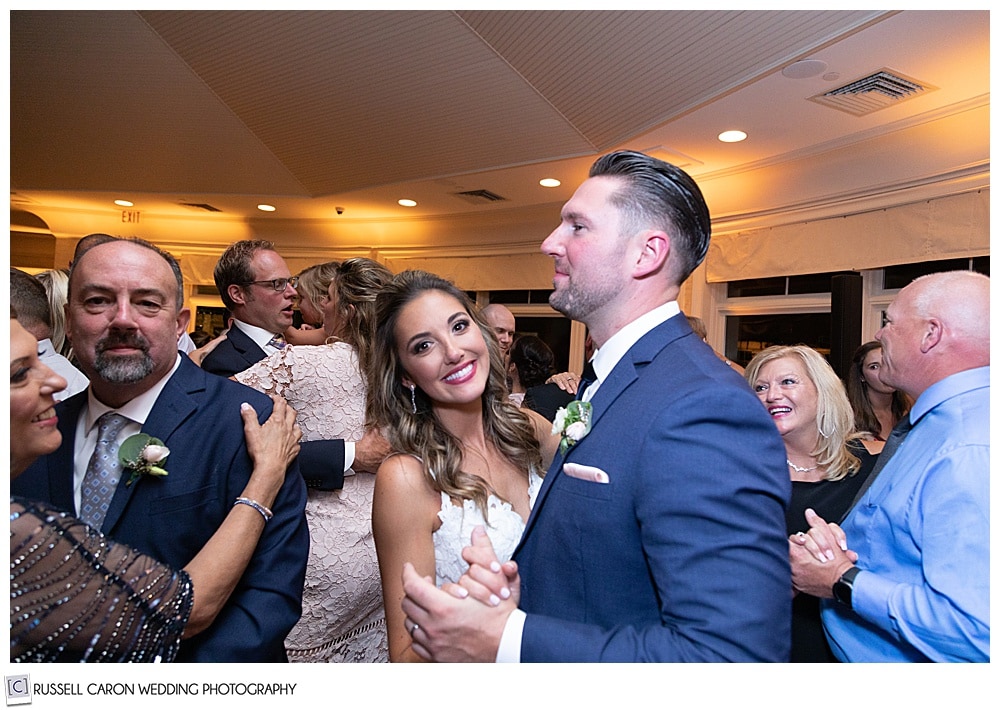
[832, 566, 861, 608]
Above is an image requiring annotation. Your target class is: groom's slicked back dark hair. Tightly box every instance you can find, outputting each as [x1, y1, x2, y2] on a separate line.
[589, 150, 712, 285]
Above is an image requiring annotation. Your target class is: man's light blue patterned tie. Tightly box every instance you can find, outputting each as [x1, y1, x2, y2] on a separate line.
[79, 412, 129, 529]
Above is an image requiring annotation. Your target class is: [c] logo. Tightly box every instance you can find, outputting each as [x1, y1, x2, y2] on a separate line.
[5, 676, 31, 706]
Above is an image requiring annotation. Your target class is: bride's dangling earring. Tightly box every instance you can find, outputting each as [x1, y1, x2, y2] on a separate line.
[409, 383, 417, 414]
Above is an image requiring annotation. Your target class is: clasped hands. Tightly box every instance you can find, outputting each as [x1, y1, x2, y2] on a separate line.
[400, 526, 518, 662]
[789, 508, 859, 599]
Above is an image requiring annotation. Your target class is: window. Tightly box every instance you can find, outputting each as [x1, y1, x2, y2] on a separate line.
[883, 257, 989, 289]
[487, 289, 555, 305]
[193, 306, 229, 338]
[714, 258, 989, 371]
[727, 271, 855, 298]
[481, 289, 582, 373]
[728, 313, 832, 367]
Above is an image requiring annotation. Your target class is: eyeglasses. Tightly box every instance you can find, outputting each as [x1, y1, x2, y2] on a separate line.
[242, 276, 299, 291]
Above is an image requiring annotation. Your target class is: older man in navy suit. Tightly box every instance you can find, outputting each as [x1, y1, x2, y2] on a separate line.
[13, 238, 308, 662]
[399, 151, 791, 662]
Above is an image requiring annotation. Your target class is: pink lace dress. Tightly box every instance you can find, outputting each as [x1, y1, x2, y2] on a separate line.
[236, 342, 387, 662]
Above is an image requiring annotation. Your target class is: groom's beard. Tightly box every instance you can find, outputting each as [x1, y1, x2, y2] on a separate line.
[549, 273, 619, 324]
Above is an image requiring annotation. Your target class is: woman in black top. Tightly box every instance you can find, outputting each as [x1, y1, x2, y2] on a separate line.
[746, 344, 879, 663]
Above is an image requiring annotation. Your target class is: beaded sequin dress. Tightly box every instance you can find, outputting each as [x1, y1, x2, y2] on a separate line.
[10, 497, 193, 663]
[235, 341, 387, 663]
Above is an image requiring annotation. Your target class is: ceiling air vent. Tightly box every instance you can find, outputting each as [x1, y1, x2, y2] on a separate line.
[451, 189, 508, 205]
[809, 68, 935, 116]
[179, 202, 222, 212]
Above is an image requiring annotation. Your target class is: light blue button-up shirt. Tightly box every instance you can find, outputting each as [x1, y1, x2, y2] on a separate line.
[822, 366, 990, 662]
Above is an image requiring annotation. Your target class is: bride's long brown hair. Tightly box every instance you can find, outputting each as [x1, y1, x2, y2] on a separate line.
[365, 270, 543, 518]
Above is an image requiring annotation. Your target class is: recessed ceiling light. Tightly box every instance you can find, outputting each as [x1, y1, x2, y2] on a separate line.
[114, 199, 133, 207]
[539, 178, 561, 188]
[398, 199, 417, 207]
[257, 204, 276, 212]
[718, 130, 748, 143]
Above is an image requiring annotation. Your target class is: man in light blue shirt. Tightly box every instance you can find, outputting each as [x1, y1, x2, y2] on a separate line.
[790, 270, 989, 662]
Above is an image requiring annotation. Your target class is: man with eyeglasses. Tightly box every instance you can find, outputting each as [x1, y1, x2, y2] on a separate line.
[203, 240, 389, 491]
[202, 240, 300, 377]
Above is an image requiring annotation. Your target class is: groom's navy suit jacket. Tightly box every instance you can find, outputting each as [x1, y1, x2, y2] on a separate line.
[201, 326, 346, 489]
[513, 315, 791, 662]
[13, 355, 309, 662]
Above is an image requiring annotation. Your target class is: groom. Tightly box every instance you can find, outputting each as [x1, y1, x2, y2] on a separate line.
[400, 150, 791, 662]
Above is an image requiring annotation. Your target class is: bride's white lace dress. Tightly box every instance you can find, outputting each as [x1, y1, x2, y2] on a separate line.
[432, 468, 542, 585]
[236, 341, 387, 663]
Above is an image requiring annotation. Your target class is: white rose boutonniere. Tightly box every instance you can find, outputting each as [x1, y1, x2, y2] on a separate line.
[552, 400, 593, 455]
[119, 433, 170, 487]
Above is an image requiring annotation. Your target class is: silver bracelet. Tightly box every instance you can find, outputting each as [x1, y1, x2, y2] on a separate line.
[233, 497, 273, 522]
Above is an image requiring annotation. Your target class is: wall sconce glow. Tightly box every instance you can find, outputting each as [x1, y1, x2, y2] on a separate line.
[114, 199, 134, 207]
[257, 204, 276, 212]
[398, 199, 417, 207]
[539, 178, 561, 188]
[718, 130, 748, 143]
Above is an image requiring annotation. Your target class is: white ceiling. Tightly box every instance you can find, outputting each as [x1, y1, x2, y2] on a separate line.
[9, 10, 990, 253]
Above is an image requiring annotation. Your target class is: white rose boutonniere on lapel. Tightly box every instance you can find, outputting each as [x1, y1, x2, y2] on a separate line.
[119, 433, 170, 487]
[552, 400, 593, 455]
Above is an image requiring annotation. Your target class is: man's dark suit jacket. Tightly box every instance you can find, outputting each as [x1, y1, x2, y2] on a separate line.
[512, 315, 792, 662]
[13, 356, 309, 662]
[522, 383, 575, 422]
[200, 326, 346, 489]
[200, 325, 267, 379]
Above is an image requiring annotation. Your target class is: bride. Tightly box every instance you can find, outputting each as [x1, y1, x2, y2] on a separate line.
[366, 270, 557, 662]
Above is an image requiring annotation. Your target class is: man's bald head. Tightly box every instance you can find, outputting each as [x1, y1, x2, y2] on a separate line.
[875, 270, 989, 399]
[481, 303, 516, 358]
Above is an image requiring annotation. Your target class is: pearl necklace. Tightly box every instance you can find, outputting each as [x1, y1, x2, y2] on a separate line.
[786, 459, 818, 473]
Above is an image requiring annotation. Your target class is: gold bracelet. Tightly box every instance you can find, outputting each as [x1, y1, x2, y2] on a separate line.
[233, 497, 273, 522]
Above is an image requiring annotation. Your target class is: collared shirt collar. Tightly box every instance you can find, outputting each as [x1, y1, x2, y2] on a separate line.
[232, 318, 281, 350]
[590, 301, 681, 386]
[580, 302, 680, 402]
[907, 366, 990, 425]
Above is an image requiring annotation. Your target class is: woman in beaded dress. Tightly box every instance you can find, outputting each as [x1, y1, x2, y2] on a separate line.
[745, 344, 878, 663]
[365, 270, 558, 662]
[235, 257, 394, 662]
[9, 312, 301, 662]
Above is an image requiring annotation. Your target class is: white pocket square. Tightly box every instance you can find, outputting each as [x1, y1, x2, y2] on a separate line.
[562, 462, 610, 484]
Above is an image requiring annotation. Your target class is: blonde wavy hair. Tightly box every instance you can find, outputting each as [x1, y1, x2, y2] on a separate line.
[328, 257, 394, 376]
[34, 269, 72, 358]
[365, 270, 543, 518]
[744, 344, 863, 481]
[295, 261, 341, 320]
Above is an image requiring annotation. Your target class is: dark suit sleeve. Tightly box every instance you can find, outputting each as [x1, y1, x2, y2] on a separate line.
[298, 439, 346, 490]
[523, 384, 575, 422]
[199, 340, 244, 378]
[200, 330, 267, 378]
[521, 380, 791, 662]
[181, 392, 309, 662]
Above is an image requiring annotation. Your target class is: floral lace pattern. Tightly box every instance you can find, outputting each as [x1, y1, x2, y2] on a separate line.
[433, 469, 541, 585]
[236, 342, 387, 662]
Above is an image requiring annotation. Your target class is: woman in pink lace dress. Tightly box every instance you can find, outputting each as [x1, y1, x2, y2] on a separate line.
[235, 258, 394, 662]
